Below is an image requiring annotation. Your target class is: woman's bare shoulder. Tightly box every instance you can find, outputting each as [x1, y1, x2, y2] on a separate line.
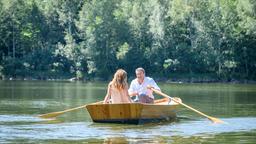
[108, 81, 114, 88]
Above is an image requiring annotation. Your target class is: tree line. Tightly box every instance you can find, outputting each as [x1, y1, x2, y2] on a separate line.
[0, 0, 255, 82]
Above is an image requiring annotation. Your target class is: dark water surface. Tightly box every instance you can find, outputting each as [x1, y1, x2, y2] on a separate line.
[0, 81, 256, 143]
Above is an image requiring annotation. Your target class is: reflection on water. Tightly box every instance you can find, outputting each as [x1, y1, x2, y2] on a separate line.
[0, 81, 256, 143]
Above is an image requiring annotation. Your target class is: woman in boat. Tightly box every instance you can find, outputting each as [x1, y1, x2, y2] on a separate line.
[103, 69, 133, 104]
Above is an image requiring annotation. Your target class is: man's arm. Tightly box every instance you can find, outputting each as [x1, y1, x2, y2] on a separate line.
[129, 91, 138, 97]
[128, 80, 138, 97]
[149, 78, 161, 91]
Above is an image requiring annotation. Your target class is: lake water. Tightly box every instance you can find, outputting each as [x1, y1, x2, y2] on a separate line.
[0, 81, 256, 143]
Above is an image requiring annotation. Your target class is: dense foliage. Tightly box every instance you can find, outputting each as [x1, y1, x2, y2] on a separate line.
[0, 0, 255, 81]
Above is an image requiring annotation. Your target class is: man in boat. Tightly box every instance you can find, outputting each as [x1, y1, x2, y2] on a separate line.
[128, 67, 161, 103]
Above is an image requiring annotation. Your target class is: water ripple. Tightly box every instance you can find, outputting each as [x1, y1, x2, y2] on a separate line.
[0, 115, 256, 142]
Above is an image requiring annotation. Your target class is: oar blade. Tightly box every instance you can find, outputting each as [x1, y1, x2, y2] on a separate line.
[38, 111, 64, 119]
[208, 116, 225, 124]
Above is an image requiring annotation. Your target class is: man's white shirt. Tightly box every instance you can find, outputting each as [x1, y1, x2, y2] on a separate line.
[128, 77, 160, 99]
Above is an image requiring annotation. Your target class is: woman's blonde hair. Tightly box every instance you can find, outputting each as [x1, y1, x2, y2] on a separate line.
[111, 69, 128, 90]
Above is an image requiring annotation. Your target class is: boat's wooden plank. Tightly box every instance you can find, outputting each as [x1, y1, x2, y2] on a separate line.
[154, 97, 169, 103]
[86, 103, 143, 120]
[140, 105, 177, 119]
[86, 98, 180, 124]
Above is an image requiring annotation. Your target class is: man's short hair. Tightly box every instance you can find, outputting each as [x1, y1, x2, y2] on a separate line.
[135, 67, 145, 74]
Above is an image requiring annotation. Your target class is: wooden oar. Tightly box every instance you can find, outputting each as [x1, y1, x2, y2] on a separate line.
[149, 87, 224, 124]
[38, 101, 103, 119]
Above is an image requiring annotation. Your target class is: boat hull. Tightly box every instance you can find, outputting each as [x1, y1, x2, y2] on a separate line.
[86, 98, 180, 124]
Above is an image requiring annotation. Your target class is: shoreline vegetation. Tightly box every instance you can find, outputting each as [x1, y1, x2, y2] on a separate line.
[0, 0, 255, 83]
[1, 75, 255, 84]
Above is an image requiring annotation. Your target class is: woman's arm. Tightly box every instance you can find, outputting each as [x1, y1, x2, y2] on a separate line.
[103, 83, 111, 103]
[126, 86, 133, 103]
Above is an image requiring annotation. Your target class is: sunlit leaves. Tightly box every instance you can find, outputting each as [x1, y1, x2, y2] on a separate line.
[116, 42, 129, 60]
[163, 59, 180, 70]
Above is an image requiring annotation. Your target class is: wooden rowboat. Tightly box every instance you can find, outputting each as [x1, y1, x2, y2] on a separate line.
[86, 97, 181, 124]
